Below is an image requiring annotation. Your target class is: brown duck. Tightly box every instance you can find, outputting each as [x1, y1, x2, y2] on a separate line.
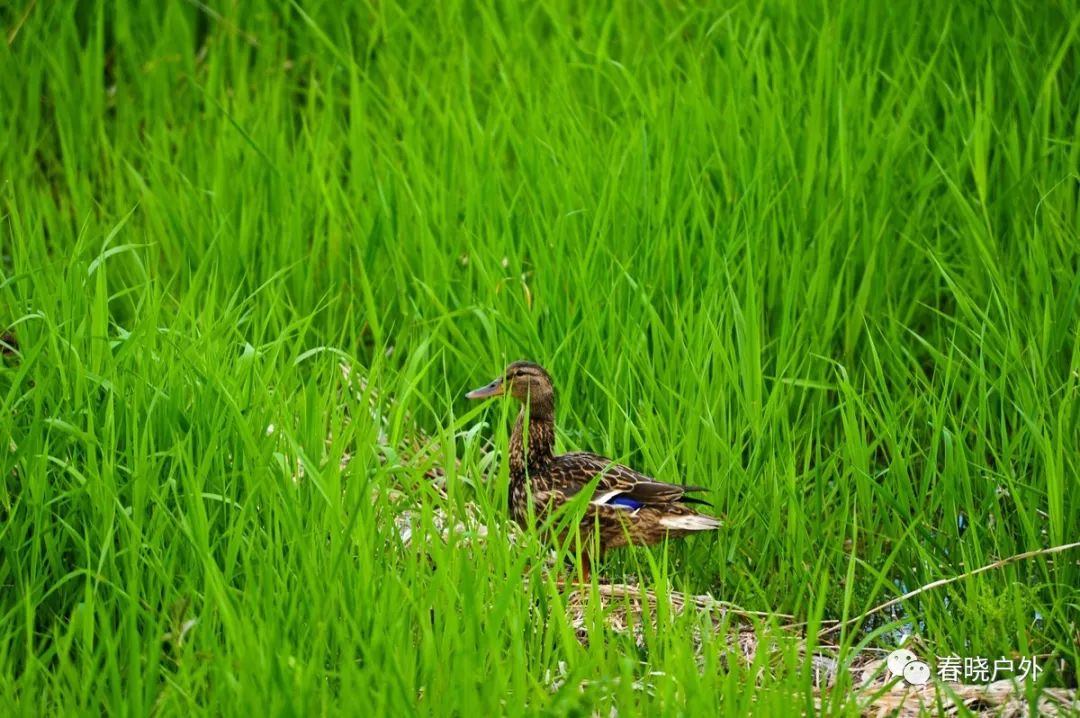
[467, 361, 721, 581]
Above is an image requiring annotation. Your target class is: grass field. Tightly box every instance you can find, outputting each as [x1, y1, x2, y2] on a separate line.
[2, 0, 1079, 714]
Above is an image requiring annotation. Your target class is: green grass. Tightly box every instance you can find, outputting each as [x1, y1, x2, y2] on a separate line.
[2, 0, 1079, 714]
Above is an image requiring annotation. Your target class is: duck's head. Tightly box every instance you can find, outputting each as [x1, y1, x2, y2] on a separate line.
[466, 361, 555, 412]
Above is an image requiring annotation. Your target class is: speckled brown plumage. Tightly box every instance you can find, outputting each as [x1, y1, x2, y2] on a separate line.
[467, 361, 722, 579]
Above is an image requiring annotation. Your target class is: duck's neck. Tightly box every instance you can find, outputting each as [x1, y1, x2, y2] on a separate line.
[509, 400, 555, 479]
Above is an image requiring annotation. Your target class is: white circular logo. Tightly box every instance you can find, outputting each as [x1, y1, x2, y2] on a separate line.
[886, 649, 931, 686]
[902, 660, 932, 686]
[886, 649, 919, 677]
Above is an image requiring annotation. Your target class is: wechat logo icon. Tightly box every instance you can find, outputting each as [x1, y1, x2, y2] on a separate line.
[887, 648, 931, 686]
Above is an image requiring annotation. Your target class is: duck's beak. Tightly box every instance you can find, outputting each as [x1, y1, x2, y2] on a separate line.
[466, 377, 504, 399]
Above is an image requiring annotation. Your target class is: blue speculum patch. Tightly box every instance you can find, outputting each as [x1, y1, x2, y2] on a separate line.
[608, 496, 643, 509]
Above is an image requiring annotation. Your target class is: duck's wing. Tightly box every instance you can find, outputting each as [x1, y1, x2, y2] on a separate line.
[546, 452, 711, 510]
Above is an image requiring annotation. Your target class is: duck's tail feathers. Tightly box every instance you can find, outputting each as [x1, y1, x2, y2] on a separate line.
[658, 513, 723, 531]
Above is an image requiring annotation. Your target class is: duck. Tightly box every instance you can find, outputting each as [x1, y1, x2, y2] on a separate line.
[466, 361, 721, 581]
